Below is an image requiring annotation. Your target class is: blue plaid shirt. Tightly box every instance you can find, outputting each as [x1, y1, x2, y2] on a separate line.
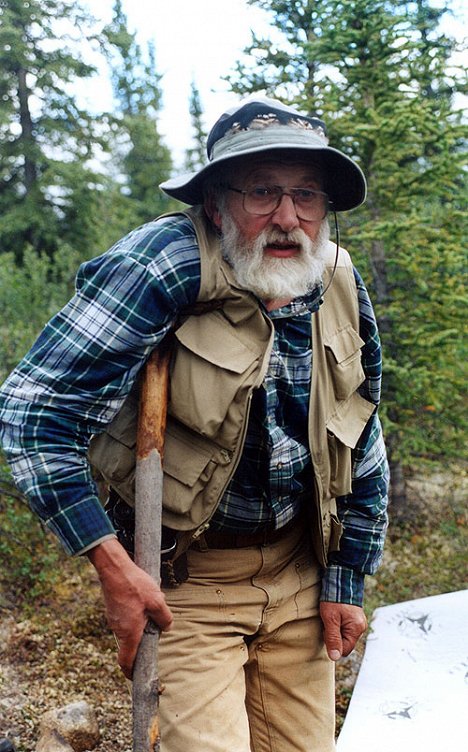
[0, 214, 389, 606]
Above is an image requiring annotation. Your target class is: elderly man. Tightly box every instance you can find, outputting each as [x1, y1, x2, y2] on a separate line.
[0, 98, 389, 751]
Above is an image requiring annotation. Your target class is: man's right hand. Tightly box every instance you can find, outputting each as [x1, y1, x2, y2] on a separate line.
[87, 538, 173, 679]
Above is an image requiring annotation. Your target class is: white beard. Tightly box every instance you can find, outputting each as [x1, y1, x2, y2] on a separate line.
[220, 214, 330, 301]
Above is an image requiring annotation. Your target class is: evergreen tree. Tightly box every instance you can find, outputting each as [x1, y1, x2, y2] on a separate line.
[229, 0, 467, 504]
[184, 80, 207, 171]
[0, 0, 103, 259]
[104, 0, 174, 223]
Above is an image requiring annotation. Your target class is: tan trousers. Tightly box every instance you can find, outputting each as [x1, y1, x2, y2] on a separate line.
[159, 524, 335, 752]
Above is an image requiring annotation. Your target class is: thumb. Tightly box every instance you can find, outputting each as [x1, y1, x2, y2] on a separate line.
[320, 602, 343, 661]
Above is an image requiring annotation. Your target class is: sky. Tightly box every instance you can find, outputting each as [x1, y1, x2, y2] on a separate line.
[81, 0, 467, 169]
[81, 0, 272, 167]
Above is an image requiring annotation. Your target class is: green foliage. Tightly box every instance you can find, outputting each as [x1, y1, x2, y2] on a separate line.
[0, 0, 192, 387]
[0, 0, 186, 264]
[0, 245, 82, 379]
[374, 208, 467, 461]
[230, 0, 467, 467]
[103, 0, 176, 224]
[0, 0, 105, 260]
[0, 465, 63, 601]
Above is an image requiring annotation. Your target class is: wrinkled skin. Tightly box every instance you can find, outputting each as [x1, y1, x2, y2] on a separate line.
[88, 538, 173, 679]
[320, 602, 368, 661]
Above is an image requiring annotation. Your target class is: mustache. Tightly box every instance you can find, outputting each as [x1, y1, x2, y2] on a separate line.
[260, 228, 308, 246]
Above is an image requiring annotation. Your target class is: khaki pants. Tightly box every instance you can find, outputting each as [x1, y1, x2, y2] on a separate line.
[159, 524, 335, 751]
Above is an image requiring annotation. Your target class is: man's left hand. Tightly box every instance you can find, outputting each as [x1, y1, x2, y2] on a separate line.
[319, 602, 367, 661]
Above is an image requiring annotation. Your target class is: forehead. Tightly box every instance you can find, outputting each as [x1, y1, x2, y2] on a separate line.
[228, 156, 322, 186]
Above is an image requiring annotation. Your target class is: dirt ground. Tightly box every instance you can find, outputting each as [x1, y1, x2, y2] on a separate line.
[0, 566, 133, 751]
[1, 467, 465, 750]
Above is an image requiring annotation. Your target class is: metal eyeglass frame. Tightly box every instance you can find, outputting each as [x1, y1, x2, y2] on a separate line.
[227, 185, 331, 222]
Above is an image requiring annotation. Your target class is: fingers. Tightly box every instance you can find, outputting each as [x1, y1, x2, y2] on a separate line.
[88, 541, 174, 678]
[146, 589, 174, 632]
[320, 601, 344, 661]
[320, 602, 367, 661]
[112, 579, 174, 678]
[111, 592, 173, 678]
[341, 609, 367, 656]
[116, 623, 145, 679]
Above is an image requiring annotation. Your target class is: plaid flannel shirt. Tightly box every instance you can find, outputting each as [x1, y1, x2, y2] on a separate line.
[0, 214, 389, 606]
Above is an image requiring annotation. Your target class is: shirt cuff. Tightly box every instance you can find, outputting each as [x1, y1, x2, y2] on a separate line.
[45, 495, 117, 555]
[76, 533, 118, 557]
[320, 564, 365, 606]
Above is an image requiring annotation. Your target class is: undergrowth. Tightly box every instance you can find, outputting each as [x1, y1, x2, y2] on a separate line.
[0, 478, 65, 606]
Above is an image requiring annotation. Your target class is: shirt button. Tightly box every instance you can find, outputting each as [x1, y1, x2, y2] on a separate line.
[276, 462, 283, 469]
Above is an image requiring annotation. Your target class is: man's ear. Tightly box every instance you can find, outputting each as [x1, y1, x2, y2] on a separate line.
[204, 194, 223, 231]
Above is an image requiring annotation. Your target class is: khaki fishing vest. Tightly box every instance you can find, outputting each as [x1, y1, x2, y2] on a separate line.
[89, 206, 375, 567]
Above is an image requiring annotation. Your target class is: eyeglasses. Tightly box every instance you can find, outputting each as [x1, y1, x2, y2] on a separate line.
[228, 185, 330, 222]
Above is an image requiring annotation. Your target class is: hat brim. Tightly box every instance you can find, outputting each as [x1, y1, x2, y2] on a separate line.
[160, 144, 366, 212]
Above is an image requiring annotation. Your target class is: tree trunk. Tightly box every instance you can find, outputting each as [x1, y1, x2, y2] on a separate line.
[388, 455, 408, 518]
[17, 66, 38, 193]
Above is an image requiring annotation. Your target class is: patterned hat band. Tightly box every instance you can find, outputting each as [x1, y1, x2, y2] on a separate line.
[210, 122, 328, 162]
[160, 97, 367, 212]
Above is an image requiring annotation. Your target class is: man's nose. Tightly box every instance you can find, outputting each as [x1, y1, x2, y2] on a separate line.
[270, 193, 300, 231]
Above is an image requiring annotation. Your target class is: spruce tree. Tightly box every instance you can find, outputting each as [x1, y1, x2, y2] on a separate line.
[184, 80, 207, 172]
[0, 0, 102, 259]
[104, 0, 174, 224]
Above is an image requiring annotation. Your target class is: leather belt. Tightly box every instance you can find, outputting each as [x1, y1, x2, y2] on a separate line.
[196, 514, 302, 550]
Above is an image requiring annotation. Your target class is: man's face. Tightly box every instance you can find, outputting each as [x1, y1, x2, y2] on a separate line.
[216, 159, 324, 244]
[209, 158, 330, 304]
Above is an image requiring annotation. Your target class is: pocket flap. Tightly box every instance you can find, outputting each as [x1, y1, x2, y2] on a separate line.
[327, 392, 375, 448]
[324, 325, 364, 364]
[175, 314, 257, 373]
[163, 426, 214, 487]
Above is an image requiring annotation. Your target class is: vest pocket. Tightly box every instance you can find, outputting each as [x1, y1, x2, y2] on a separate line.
[162, 421, 229, 525]
[326, 430, 352, 497]
[324, 324, 365, 400]
[88, 390, 138, 506]
[163, 424, 216, 514]
[322, 504, 344, 553]
[170, 313, 259, 444]
[326, 392, 376, 497]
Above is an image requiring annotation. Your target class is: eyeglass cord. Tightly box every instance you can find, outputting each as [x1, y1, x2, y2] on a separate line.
[319, 211, 340, 301]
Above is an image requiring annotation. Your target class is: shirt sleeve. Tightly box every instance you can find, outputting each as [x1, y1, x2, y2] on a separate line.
[0, 216, 201, 555]
[321, 267, 390, 606]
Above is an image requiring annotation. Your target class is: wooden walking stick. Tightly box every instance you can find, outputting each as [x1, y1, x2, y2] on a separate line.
[132, 340, 171, 752]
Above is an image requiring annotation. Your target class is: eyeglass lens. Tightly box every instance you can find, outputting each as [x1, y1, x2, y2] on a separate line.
[243, 187, 328, 220]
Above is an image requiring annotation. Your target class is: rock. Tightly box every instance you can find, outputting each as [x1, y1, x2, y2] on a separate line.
[36, 730, 74, 752]
[0, 739, 17, 752]
[37, 701, 100, 752]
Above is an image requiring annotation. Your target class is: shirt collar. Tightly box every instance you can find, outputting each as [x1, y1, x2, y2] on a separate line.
[265, 283, 323, 319]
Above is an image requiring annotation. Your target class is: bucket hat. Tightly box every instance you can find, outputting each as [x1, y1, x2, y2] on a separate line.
[160, 97, 366, 211]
